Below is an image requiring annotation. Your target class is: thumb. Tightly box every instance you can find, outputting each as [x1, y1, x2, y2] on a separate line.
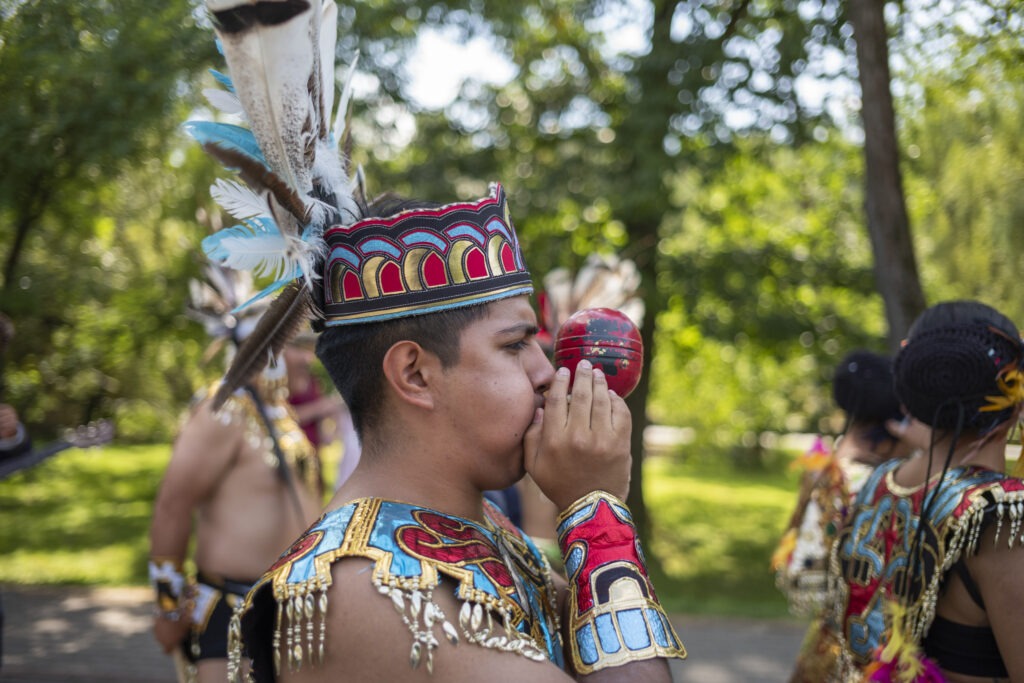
[523, 407, 544, 473]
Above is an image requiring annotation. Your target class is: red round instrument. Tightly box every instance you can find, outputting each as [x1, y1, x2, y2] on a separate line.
[553, 307, 643, 398]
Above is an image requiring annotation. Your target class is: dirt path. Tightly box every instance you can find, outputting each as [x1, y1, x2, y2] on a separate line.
[2, 584, 807, 682]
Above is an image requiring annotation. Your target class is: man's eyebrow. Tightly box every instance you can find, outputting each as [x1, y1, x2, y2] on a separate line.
[496, 323, 540, 336]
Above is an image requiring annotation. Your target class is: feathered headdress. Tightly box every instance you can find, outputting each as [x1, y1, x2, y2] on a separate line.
[538, 253, 644, 347]
[190, 0, 532, 410]
[188, 0, 360, 409]
[185, 263, 270, 363]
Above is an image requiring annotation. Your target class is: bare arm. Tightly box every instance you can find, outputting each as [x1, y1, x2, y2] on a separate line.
[149, 399, 241, 652]
[150, 400, 242, 561]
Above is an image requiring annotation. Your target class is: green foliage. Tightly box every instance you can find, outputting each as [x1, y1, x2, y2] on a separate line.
[649, 138, 886, 446]
[3, 142, 225, 441]
[898, 39, 1024, 324]
[0, 1, 223, 440]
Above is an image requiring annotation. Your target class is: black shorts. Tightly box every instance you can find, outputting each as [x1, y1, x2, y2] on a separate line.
[186, 573, 253, 662]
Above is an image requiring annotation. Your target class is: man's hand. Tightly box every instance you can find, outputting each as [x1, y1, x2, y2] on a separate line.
[523, 359, 632, 511]
[152, 613, 191, 655]
[0, 404, 21, 440]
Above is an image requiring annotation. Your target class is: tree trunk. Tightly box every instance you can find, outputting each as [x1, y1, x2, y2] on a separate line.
[2, 177, 48, 292]
[848, 0, 927, 348]
[610, 0, 680, 548]
[3, 205, 40, 292]
[625, 245, 660, 546]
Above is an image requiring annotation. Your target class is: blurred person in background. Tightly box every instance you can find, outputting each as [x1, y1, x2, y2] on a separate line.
[825, 300, 1024, 681]
[149, 267, 323, 683]
[774, 349, 919, 681]
[283, 335, 361, 490]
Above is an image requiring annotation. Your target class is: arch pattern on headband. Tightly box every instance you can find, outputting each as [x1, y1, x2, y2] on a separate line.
[322, 184, 533, 326]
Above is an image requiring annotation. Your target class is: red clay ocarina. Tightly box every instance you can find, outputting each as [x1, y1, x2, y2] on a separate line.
[553, 307, 643, 398]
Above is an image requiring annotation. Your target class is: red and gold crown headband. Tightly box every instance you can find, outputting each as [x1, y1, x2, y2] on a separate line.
[321, 183, 533, 326]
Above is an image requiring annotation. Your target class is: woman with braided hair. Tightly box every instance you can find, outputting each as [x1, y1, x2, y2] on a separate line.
[776, 350, 919, 682]
[826, 300, 1024, 682]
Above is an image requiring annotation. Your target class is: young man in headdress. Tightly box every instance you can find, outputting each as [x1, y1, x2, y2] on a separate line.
[185, 2, 686, 680]
[149, 269, 323, 683]
[230, 187, 687, 683]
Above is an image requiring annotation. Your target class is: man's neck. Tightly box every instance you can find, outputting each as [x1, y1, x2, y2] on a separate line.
[329, 447, 487, 523]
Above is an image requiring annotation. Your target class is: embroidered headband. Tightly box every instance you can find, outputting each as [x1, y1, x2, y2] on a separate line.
[320, 183, 533, 326]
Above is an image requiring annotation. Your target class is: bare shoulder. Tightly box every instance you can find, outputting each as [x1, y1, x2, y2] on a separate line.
[969, 522, 1024, 594]
[279, 558, 573, 683]
[173, 397, 243, 457]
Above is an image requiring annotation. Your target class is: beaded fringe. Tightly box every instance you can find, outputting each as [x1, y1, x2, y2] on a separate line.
[228, 574, 548, 680]
[833, 487, 1024, 681]
[373, 575, 548, 674]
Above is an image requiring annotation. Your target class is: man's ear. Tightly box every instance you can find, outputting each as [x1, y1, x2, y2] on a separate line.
[381, 340, 440, 410]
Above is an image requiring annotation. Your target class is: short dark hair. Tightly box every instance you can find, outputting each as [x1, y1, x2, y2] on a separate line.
[315, 304, 492, 437]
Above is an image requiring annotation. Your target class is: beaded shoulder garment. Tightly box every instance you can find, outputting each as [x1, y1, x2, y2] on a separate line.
[228, 498, 562, 681]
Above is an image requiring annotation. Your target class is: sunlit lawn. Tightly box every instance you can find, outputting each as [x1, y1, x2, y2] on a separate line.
[645, 454, 798, 618]
[0, 442, 800, 618]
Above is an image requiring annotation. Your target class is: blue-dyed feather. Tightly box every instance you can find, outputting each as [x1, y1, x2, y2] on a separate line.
[203, 216, 318, 287]
[230, 273, 301, 313]
[209, 69, 235, 92]
[183, 121, 266, 167]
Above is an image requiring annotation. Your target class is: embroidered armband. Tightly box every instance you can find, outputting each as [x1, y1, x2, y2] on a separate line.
[149, 558, 187, 620]
[557, 491, 687, 674]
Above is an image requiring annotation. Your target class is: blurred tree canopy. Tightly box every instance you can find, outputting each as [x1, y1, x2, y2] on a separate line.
[0, 0, 217, 439]
[1, 0, 1022, 484]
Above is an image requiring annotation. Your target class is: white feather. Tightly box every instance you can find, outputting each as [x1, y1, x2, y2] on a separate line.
[213, 232, 310, 282]
[203, 87, 245, 116]
[319, 0, 338, 140]
[210, 179, 270, 220]
[212, 0, 323, 194]
[332, 52, 359, 146]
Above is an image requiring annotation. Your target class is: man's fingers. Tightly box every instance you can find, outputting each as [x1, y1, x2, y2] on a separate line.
[590, 366, 611, 425]
[609, 391, 632, 433]
[546, 367, 571, 426]
[568, 360, 594, 426]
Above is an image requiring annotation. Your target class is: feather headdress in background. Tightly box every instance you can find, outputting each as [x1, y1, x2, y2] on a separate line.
[185, 263, 271, 365]
[188, 0, 362, 409]
[538, 253, 645, 344]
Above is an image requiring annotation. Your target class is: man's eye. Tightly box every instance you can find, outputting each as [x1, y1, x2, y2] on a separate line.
[507, 340, 528, 350]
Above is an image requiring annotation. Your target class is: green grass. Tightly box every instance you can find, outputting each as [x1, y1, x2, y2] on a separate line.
[0, 442, 801, 619]
[0, 444, 170, 585]
[645, 454, 798, 619]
